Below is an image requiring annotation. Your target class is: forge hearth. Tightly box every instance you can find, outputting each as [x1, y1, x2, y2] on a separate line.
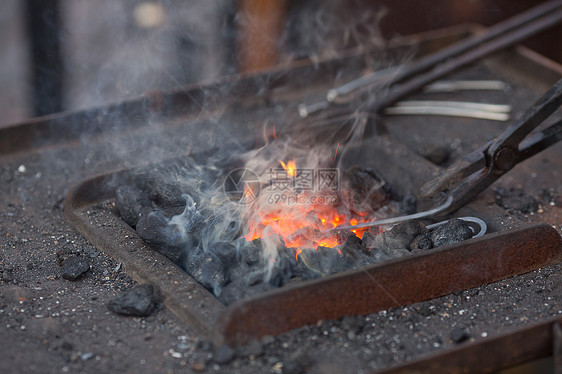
[0, 24, 532, 373]
[110, 150, 481, 306]
[54, 27, 561, 360]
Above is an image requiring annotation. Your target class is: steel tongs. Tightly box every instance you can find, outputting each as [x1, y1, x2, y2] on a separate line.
[420, 77, 562, 215]
[336, 78, 562, 231]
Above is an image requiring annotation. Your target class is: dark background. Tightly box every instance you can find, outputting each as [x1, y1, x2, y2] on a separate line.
[1, 0, 560, 127]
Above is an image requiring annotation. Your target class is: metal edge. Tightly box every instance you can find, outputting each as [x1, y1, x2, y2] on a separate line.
[373, 316, 562, 374]
[215, 224, 561, 346]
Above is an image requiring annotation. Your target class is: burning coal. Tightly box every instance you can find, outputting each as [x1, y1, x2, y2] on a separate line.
[114, 139, 474, 305]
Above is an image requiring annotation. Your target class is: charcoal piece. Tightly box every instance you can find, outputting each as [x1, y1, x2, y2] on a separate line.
[107, 284, 157, 317]
[371, 220, 427, 252]
[494, 187, 538, 214]
[422, 144, 450, 165]
[277, 247, 298, 274]
[136, 210, 191, 264]
[210, 241, 238, 266]
[361, 231, 377, 249]
[239, 239, 263, 266]
[450, 327, 470, 344]
[213, 344, 235, 364]
[333, 229, 354, 245]
[61, 256, 90, 280]
[185, 247, 228, 296]
[219, 278, 246, 305]
[341, 166, 390, 214]
[218, 278, 274, 305]
[300, 246, 348, 276]
[340, 235, 366, 257]
[430, 219, 473, 247]
[115, 185, 151, 227]
[149, 181, 201, 217]
[293, 249, 322, 280]
[410, 232, 433, 251]
[268, 255, 293, 287]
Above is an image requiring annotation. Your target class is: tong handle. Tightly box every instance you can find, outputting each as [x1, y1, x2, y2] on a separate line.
[488, 78, 562, 171]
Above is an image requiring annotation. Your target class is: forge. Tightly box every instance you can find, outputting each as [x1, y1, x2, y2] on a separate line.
[3, 18, 562, 374]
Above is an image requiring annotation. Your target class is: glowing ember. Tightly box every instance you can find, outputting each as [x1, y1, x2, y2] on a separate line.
[243, 159, 373, 251]
[279, 159, 297, 177]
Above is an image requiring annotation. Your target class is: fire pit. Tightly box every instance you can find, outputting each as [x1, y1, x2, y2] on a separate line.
[62, 23, 562, 355]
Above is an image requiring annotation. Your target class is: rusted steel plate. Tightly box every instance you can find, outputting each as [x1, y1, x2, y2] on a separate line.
[215, 224, 561, 345]
[65, 170, 562, 346]
[64, 172, 226, 339]
[374, 317, 562, 374]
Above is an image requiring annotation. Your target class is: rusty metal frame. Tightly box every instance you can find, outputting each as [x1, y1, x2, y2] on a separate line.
[375, 317, 562, 374]
[65, 166, 562, 346]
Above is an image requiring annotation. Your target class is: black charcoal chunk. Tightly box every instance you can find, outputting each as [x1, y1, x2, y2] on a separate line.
[185, 247, 228, 296]
[107, 284, 157, 317]
[361, 231, 377, 249]
[340, 235, 366, 256]
[293, 249, 322, 280]
[430, 219, 473, 247]
[450, 327, 470, 344]
[494, 187, 538, 214]
[410, 232, 433, 251]
[333, 229, 354, 245]
[210, 241, 238, 266]
[239, 239, 263, 266]
[300, 246, 349, 276]
[341, 166, 390, 213]
[61, 256, 90, 280]
[218, 278, 274, 305]
[115, 185, 151, 227]
[149, 182, 200, 217]
[136, 210, 191, 264]
[268, 254, 293, 287]
[371, 220, 427, 252]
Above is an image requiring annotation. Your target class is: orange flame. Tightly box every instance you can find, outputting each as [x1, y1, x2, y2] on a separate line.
[279, 159, 297, 177]
[243, 158, 377, 255]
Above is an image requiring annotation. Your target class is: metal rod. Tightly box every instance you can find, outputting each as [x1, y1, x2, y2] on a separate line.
[379, 0, 562, 94]
[393, 100, 511, 112]
[333, 195, 453, 231]
[326, 66, 400, 102]
[373, 7, 562, 113]
[426, 216, 487, 238]
[423, 80, 507, 93]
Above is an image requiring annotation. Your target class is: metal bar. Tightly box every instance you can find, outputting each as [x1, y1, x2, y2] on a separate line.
[327, 1, 562, 105]
[215, 224, 561, 346]
[375, 317, 562, 374]
[379, 0, 562, 96]
[385, 106, 510, 121]
[373, 8, 562, 113]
